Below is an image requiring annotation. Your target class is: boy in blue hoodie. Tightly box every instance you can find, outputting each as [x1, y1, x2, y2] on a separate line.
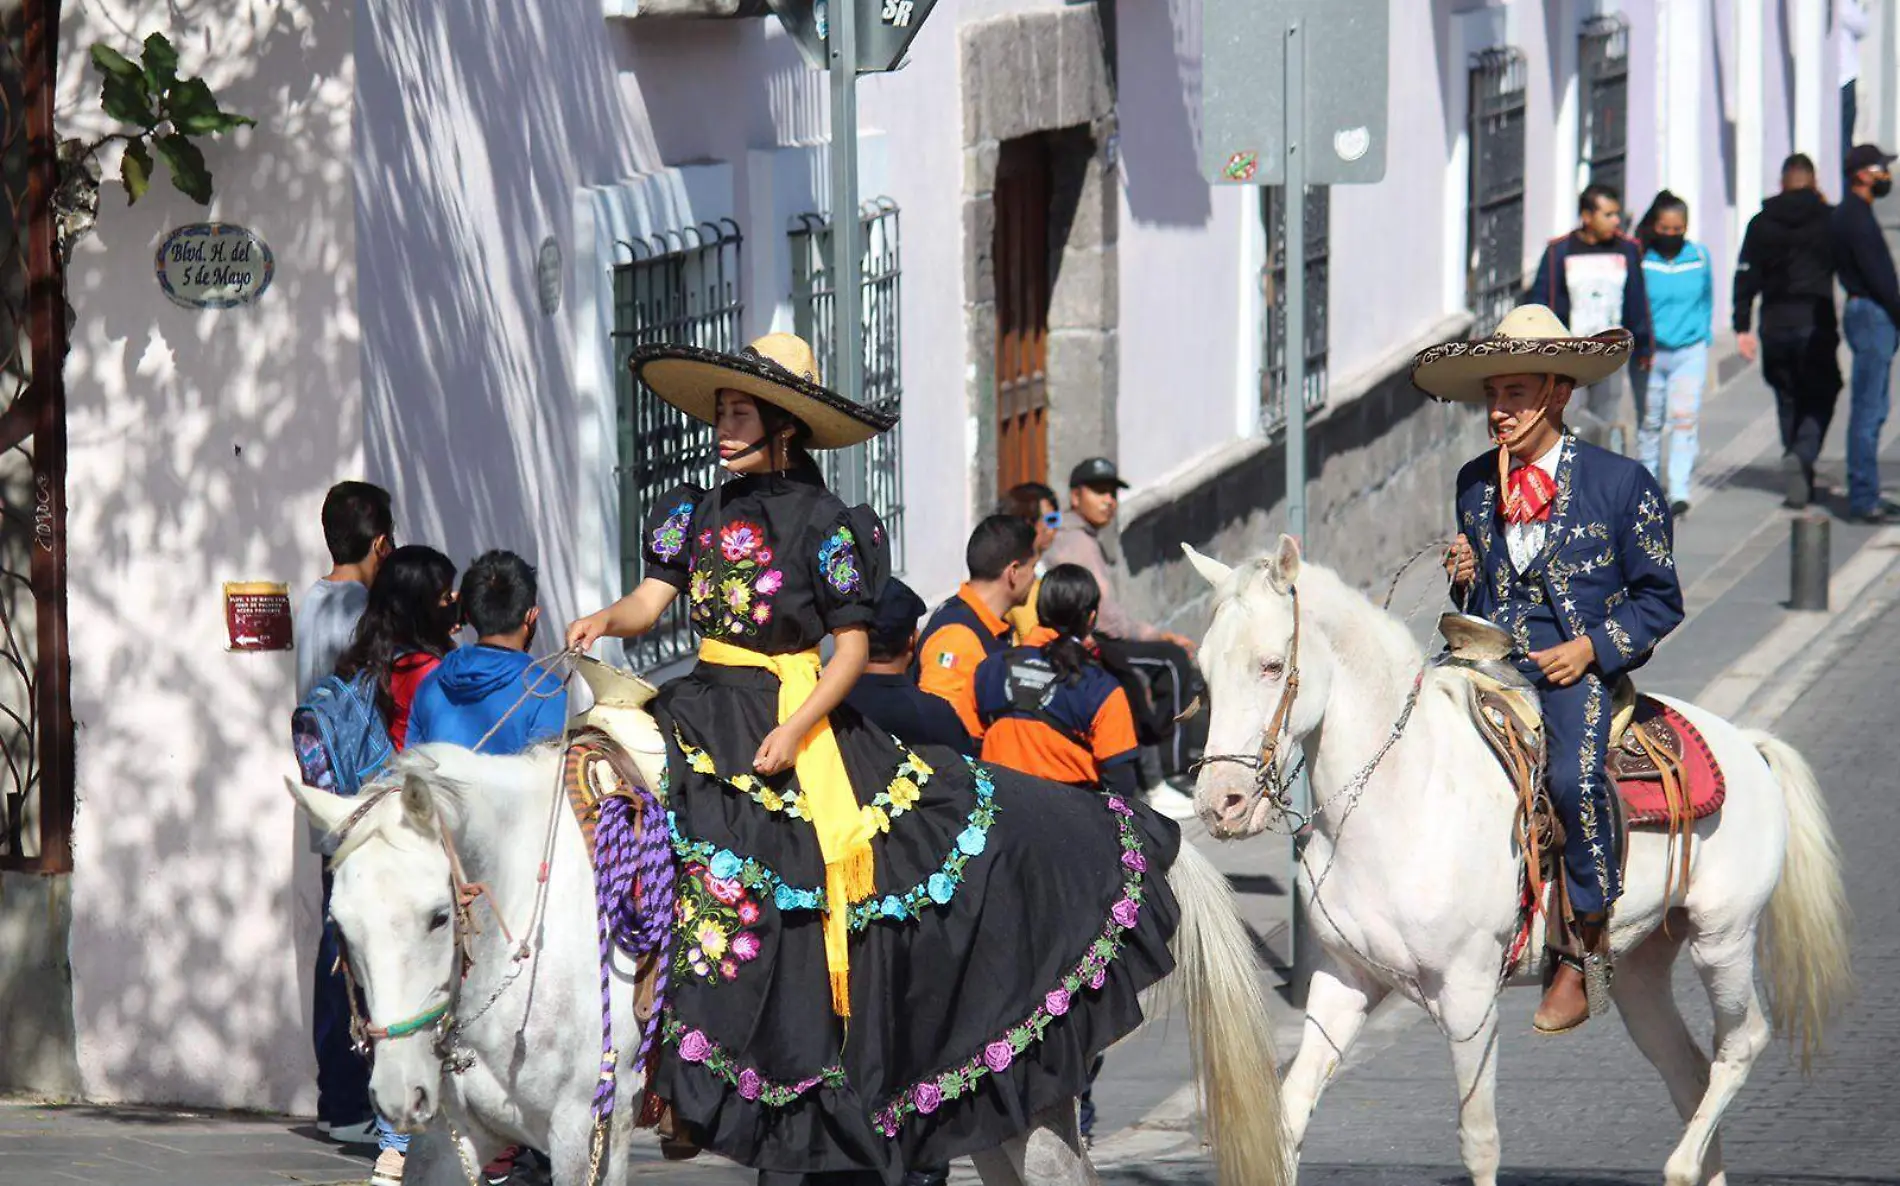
[408, 550, 567, 753]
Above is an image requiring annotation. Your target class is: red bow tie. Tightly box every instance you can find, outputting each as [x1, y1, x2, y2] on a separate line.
[1503, 464, 1556, 525]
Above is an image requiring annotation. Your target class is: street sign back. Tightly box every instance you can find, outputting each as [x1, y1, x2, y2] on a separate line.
[1200, 0, 1389, 187]
[769, 0, 938, 73]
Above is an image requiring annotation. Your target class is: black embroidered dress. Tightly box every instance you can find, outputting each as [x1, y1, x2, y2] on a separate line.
[640, 470, 1181, 1178]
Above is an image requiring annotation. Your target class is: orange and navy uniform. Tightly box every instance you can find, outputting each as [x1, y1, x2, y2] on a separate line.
[915, 584, 1013, 740]
[972, 646, 1141, 795]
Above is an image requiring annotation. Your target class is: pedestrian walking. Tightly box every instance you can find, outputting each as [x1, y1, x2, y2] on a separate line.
[913, 515, 1038, 743]
[1831, 143, 1900, 522]
[1525, 184, 1654, 433]
[1735, 154, 1843, 508]
[1044, 457, 1203, 822]
[565, 333, 1182, 1183]
[406, 550, 568, 752]
[1634, 191, 1714, 515]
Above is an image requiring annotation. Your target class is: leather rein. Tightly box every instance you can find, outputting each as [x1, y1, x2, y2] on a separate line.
[1192, 585, 1307, 831]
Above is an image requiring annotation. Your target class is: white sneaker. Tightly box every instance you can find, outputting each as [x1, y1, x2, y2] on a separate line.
[328, 1119, 381, 1146]
[1143, 783, 1200, 822]
[371, 1147, 406, 1186]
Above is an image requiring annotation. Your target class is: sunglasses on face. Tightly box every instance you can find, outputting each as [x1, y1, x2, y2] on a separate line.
[1041, 511, 1062, 529]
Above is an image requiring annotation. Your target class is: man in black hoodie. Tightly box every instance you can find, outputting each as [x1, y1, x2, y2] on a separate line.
[1734, 153, 1842, 508]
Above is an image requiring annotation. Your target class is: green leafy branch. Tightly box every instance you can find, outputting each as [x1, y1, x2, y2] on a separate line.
[87, 32, 254, 205]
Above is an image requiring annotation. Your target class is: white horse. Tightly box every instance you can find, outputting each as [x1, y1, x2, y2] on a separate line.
[1182, 536, 1852, 1186]
[288, 719, 1288, 1185]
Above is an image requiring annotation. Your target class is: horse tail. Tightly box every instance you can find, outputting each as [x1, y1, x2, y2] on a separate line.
[1747, 730, 1854, 1074]
[1156, 840, 1289, 1186]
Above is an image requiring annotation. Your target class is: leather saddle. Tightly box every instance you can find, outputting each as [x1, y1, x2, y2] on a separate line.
[1435, 614, 1726, 920]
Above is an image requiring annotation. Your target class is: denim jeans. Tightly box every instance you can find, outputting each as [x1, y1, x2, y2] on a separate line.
[1843, 297, 1899, 514]
[1637, 343, 1708, 502]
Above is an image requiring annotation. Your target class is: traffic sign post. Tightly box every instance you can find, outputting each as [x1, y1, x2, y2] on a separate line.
[768, 0, 938, 504]
[1202, 0, 1388, 1005]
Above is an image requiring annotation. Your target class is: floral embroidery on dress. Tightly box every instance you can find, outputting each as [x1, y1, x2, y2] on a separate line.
[674, 858, 767, 985]
[818, 526, 863, 595]
[851, 760, 998, 928]
[661, 1015, 847, 1107]
[676, 732, 807, 818]
[870, 790, 1149, 1137]
[688, 519, 785, 638]
[650, 500, 695, 562]
[669, 813, 827, 913]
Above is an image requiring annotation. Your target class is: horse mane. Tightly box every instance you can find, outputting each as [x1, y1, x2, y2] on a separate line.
[1222, 556, 1424, 677]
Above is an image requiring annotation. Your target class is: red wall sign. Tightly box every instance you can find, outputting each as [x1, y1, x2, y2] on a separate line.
[225, 582, 293, 652]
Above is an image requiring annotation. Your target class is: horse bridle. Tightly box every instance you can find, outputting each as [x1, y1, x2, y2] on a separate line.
[1192, 584, 1308, 831]
[324, 783, 512, 1060]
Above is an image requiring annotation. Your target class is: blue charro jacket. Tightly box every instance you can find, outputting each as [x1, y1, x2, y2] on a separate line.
[1454, 434, 1685, 679]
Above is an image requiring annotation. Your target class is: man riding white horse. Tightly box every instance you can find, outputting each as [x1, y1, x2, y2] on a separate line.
[1416, 305, 1686, 1034]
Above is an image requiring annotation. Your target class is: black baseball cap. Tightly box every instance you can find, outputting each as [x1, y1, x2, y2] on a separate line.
[1844, 144, 1897, 175]
[1068, 457, 1129, 491]
[868, 577, 928, 655]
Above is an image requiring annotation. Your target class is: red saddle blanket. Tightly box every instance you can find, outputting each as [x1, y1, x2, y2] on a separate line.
[1611, 698, 1726, 828]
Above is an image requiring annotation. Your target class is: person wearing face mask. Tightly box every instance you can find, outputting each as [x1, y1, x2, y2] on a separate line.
[1832, 143, 1900, 522]
[1634, 191, 1714, 516]
[405, 549, 567, 752]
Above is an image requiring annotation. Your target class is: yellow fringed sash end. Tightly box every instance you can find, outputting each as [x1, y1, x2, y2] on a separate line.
[698, 639, 878, 1019]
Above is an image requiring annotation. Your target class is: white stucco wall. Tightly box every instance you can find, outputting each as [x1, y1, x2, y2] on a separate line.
[56, 0, 358, 1109]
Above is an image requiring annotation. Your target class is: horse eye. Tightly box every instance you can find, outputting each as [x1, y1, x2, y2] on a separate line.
[429, 910, 451, 932]
[1261, 658, 1285, 679]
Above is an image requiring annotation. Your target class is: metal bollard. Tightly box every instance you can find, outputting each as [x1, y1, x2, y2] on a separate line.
[1790, 513, 1830, 611]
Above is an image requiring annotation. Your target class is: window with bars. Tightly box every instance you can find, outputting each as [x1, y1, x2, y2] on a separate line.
[1467, 47, 1529, 337]
[1260, 185, 1329, 437]
[1579, 14, 1629, 197]
[788, 199, 905, 571]
[611, 220, 744, 673]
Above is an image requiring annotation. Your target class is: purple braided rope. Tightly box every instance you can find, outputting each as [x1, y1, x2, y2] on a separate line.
[591, 786, 676, 1124]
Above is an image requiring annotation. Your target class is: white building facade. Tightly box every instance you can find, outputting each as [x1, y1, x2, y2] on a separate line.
[1, 0, 1890, 1110]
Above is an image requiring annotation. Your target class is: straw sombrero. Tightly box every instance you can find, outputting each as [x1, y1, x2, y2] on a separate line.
[632, 333, 897, 449]
[1411, 305, 1633, 405]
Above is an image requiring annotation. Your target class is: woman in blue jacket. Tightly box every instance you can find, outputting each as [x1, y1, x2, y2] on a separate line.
[1636, 190, 1715, 515]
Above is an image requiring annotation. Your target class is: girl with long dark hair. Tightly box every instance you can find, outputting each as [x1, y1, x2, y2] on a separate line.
[565, 334, 1181, 1182]
[972, 563, 1142, 799]
[334, 544, 458, 750]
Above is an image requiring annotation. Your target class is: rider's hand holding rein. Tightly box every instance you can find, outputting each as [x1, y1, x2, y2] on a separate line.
[567, 578, 682, 651]
[1445, 533, 1478, 587]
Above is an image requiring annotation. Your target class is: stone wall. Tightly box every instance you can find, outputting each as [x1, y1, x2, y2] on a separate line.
[1115, 313, 1491, 634]
[0, 872, 81, 1096]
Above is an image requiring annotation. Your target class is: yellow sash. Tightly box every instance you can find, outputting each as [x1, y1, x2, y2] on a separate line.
[697, 639, 878, 1017]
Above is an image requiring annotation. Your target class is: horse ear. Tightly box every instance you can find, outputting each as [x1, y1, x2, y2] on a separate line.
[1181, 543, 1235, 589]
[286, 777, 355, 835]
[1267, 533, 1303, 592]
[401, 771, 436, 830]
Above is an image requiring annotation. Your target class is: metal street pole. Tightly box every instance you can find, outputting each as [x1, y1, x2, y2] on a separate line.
[1282, 16, 1316, 1008]
[828, 0, 867, 505]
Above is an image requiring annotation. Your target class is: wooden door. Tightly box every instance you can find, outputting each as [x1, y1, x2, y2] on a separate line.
[993, 135, 1052, 495]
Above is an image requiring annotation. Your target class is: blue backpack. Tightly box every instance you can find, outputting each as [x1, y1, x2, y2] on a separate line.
[292, 671, 394, 798]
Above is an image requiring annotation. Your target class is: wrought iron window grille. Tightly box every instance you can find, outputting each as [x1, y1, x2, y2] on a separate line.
[1579, 14, 1630, 198]
[1259, 185, 1330, 438]
[1467, 46, 1529, 338]
[788, 198, 905, 571]
[611, 219, 744, 673]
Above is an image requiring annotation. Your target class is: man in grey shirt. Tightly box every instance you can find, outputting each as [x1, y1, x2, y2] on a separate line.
[294, 482, 394, 701]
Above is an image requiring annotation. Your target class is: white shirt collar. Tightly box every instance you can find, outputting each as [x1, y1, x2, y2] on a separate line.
[1513, 435, 1565, 479]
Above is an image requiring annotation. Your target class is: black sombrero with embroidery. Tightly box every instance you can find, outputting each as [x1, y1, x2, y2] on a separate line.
[631, 332, 897, 450]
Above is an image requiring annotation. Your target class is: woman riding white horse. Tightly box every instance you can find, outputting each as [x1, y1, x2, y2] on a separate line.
[1183, 532, 1850, 1186]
